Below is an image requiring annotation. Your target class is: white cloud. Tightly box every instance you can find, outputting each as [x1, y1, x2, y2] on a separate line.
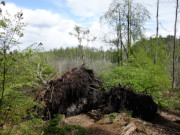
[135, 0, 180, 37]
[0, 1, 113, 51]
[50, 0, 65, 8]
[65, 0, 179, 39]
[66, 0, 112, 17]
[1, 0, 179, 51]
[1, 3, 78, 50]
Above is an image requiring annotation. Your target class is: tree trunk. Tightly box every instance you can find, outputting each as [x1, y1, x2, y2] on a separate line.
[0, 49, 6, 110]
[156, 0, 159, 38]
[154, 0, 159, 65]
[119, 11, 123, 65]
[115, 11, 120, 65]
[127, 0, 131, 59]
[172, 0, 179, 89]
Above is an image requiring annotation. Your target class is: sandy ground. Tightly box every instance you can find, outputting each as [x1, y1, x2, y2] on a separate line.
[65, 110, 180, 135]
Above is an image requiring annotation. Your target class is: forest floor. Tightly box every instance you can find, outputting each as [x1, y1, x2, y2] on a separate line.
[65, 109, 180, 135]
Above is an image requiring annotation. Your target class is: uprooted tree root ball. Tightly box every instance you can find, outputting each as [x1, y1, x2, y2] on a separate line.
[34, 67, 157, 121]
[104, 86, 158, 121]
[34, 67, 106, 119]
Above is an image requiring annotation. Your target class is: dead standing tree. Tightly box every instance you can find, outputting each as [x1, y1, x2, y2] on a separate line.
[154, 0, 160, 65]
[172, 0, 179, 89]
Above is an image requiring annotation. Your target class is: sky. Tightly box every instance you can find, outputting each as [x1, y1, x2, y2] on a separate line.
[1, 0, 180, 50]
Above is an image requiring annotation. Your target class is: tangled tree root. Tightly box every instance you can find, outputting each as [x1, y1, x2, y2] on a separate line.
[104, 86, 158, 121]
[34, 67, 157, 121]
[34, 67, 105, 119]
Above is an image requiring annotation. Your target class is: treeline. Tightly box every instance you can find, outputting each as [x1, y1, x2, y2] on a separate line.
[133, 35, 180, 89]
[47, 46, 119, 63]
[44, 35, 180, 88]
[135, 36, 180, 89]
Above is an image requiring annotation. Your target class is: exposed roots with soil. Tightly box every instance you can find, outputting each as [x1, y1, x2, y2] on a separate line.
[34, 67, 105, 119]
[34, 67, 157, 121]
[105, 86, 158, 121]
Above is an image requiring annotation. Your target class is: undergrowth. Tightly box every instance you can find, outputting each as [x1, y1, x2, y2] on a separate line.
[44, 115, 87, 135]
[98, 65, 180, 109]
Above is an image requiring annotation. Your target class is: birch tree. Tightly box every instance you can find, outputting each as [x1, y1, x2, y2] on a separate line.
[69, 25, 95, 64]
[101, 0, 150, 64]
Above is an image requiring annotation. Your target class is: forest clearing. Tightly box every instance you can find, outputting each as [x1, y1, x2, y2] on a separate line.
[0, 0, 180, 134]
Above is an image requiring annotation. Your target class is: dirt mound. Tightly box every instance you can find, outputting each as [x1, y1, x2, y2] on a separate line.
[65, 114, 95, 127]
[35, 67, 105, 119]
[34, 67, 157, 121]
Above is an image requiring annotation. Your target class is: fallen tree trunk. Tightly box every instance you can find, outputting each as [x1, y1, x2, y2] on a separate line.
[34, 67, 157, 121]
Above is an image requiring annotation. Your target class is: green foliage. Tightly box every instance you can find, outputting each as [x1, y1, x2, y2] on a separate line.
[0, 6, 54, 134]
[104, 113, 119, 123]
[16, 119, 43, 135]
[133, 37, 172, 66]
[0, 2, 179, 134]
[100, 64, 171, 94]
[99, 47, 171, 107]
[45, 124, 87, 135]
[1, 1, 5, 6]
[20, 45, 55, 85]
[0, 90, 43, 134]
[44, 115, 87, 135]
[1, 118, 44, 135]
[69, 25, 96, 64]
[158, 89, 180, 109]
[100, 0, 150, 63]
[0, 20, 6, 27]
[99, 36, 180, 109]
[0, 47, 55, 130]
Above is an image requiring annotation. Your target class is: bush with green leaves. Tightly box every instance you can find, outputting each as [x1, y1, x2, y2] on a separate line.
[0, 47, 55, 130]
[1, 118, 44, 135]
[100, 64, 171, 93]
[99, 53, 172, 108]
[0, 2, 55, 132]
